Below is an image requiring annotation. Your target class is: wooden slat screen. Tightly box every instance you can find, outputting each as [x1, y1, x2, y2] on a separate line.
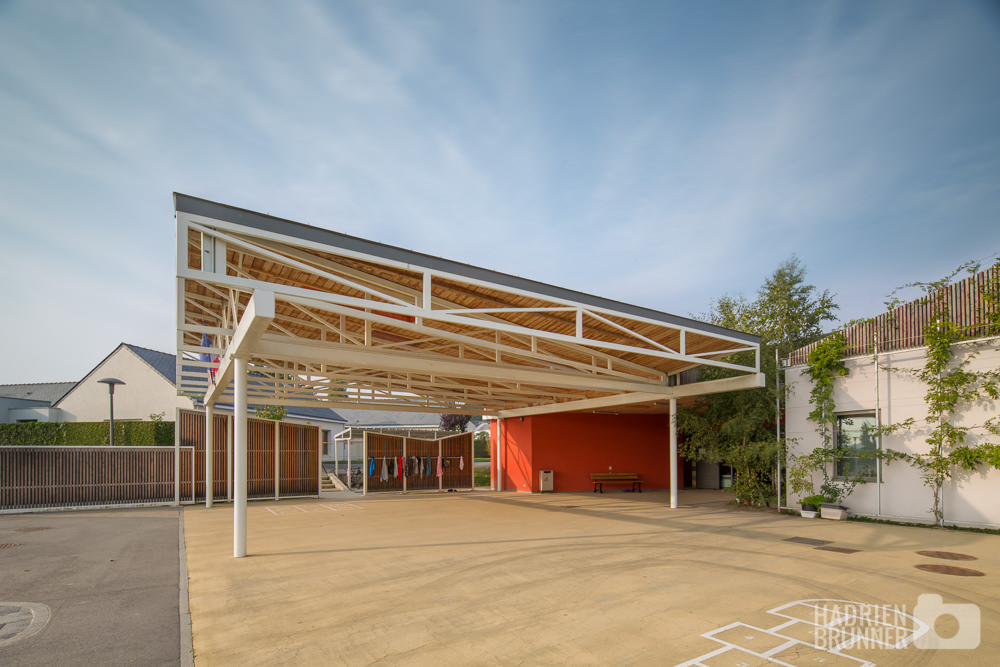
[0, 446, 193, 511]
[178, 409, 319, 500]
[788, 265, 999, 366]
[280, 422, 320, 496]
[364, 432, 473, 493]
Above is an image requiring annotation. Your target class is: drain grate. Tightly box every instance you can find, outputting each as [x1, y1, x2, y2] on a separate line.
[916, 550, 977, 561]
[815, 545, 860, 554]
[915, 564, 985, 577]
[0, 543, 20, 550]
[783, 537, 833, 546]
[14, 527, 52, 533]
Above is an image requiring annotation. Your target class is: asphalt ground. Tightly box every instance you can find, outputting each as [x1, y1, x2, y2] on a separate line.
[183, 490, 999, 666]
[0, 507, 185, 666]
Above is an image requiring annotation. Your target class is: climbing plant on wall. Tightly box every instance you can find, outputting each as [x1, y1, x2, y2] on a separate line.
[878, 260, 1000, 525]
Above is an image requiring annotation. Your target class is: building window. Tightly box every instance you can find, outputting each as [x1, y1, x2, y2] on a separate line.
[321, 430, 330, 456]
[835, 413, 878, 479]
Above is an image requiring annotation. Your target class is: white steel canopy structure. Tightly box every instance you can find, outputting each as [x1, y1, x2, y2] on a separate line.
[174, 194, 764, 555]
[175, 194, 762, 419]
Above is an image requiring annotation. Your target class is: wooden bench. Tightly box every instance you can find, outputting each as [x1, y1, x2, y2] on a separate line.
[590, 472, 641, 494]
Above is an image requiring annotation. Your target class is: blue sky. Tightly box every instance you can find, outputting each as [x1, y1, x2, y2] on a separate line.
[1, 0, 999, 383]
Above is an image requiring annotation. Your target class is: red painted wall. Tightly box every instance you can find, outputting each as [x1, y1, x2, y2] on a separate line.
[497, 413, 683, 493]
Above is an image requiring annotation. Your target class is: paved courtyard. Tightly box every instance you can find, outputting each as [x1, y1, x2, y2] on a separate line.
[183, 490, 998, 666]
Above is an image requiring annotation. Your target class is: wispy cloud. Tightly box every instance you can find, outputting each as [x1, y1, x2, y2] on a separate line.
[0, 0, 998, 381]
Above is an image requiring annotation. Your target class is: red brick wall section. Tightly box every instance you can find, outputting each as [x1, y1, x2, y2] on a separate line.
[500, 412, 682, 493]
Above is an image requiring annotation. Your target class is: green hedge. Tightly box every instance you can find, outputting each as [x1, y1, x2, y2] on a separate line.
[0, 421, 174, 447]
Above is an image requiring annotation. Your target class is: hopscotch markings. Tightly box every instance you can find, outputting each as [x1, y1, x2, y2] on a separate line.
[265, 503, 364, 516]
[674, 597, 933, 666]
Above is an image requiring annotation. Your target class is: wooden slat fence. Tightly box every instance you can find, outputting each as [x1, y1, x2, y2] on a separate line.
[788, 265, 999, 366]
[364, 432, 473, 493]
[1, 446, 193, 511]
[177, 409, 320, 501]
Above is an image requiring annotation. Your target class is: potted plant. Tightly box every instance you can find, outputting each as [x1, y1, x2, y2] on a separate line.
[799, 494, 825, 518]
[788, 447, 866, 520]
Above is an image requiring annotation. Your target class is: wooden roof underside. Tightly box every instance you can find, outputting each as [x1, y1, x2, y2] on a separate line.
[175, 195, 762, 417]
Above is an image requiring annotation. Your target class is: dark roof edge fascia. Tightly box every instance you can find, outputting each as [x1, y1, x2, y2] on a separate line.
[174, 193, 759, 345]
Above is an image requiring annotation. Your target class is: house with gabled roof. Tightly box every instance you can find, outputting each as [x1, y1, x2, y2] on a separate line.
[4, 344, 348, 450]
[0, 382, 76, 423]
[54, 343, 196, 422]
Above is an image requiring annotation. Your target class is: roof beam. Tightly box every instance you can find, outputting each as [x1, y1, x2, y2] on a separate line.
[496, 372, 766, 418]
[205, 290, 275, 405]
[252, 336, 675, 396]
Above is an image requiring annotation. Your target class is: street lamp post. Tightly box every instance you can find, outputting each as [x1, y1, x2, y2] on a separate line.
[97, 378, 126, 446]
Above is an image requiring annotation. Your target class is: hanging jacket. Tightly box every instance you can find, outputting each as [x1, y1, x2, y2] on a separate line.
[436, 454, 443, 477]
[369, 457, 375, 476]
[380, 457, 388, 482]
[460, 456, 464, 471]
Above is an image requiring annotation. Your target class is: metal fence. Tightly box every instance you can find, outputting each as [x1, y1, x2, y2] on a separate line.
[0, 446, 193, 512]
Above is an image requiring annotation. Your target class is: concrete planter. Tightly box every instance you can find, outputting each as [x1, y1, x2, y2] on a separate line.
[800, 510, 819, 519]
[820, 504, 848, 520]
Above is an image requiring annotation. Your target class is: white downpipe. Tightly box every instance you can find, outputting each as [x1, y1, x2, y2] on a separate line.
[775, 348, 782, 510]
[205, 404, 214, 508]
[670, 398, 678, 509]
[234, 357, 248, 558]
[875, 333, 882, 518]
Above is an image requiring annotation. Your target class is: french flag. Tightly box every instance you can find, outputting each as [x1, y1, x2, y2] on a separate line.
[200, 333, 219, 383]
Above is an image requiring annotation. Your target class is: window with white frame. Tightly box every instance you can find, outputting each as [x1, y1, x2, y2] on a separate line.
[835, 413, 878, 479]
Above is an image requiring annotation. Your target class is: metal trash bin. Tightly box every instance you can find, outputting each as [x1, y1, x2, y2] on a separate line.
[539, 469, 554, 492]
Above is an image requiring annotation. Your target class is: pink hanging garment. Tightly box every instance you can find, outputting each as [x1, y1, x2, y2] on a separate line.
[436, 454, 443, 477]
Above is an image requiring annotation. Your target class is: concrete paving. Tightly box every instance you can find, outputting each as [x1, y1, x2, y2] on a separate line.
[0, 507, 183, 666]
[183, 490, 999, 666]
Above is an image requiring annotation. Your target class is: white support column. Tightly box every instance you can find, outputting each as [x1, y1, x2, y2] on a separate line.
[402, 438, 408, 494]
[205, 404, 214, 508]
[274, 419, 280, 500]
[670, 398, 678, 509]
[226, 415, 233, 502]
[234, 357, 248, 558]
[174, 407, 181, 506]
[362, 432, 368, 496]
[496, 419, 504, 491]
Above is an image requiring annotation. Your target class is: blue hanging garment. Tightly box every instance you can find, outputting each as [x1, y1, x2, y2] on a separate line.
[369, 457, 375, 476]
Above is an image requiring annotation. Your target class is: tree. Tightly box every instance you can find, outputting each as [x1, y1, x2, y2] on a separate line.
[679, 257, 839, 505]
[440, 413, 471, 432]
[254, 405, 287, 421]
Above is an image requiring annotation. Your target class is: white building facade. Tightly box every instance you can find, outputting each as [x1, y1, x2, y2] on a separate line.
[785, 265, 1000, 528]
[786, 342, 999, 527]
